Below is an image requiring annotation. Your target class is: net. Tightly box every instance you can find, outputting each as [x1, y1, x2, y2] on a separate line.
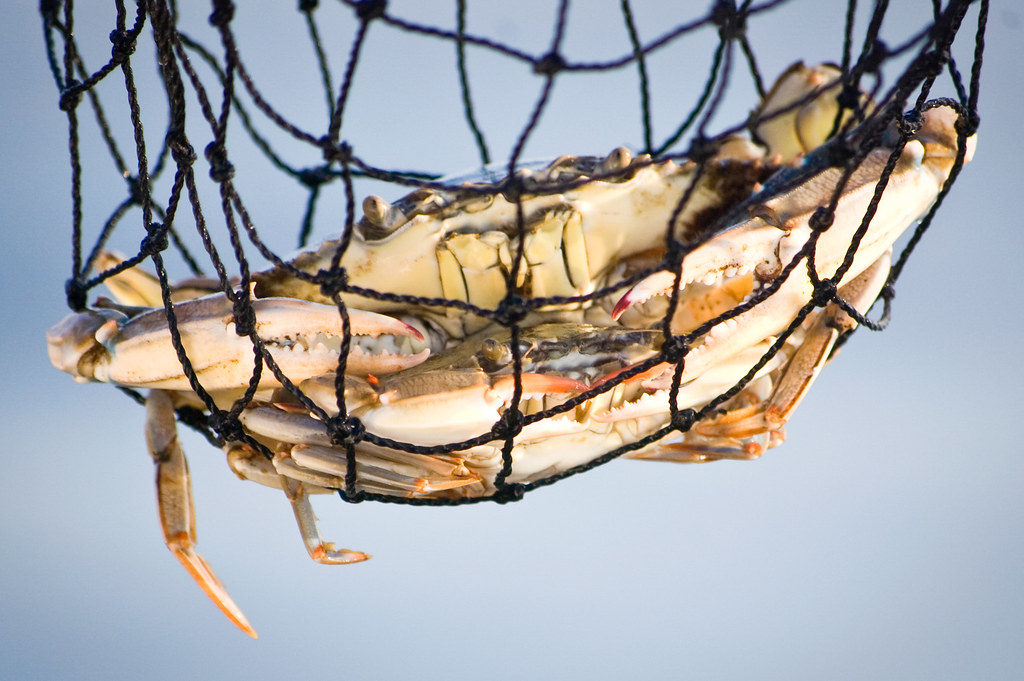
[43, 0, 986, 509]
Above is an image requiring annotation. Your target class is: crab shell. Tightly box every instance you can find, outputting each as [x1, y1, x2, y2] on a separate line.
[253, 143, 771, 337]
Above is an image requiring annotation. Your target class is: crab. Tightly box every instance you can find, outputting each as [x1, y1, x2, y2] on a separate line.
[45, 62, 975, 636]
[253, 62, 864, 337]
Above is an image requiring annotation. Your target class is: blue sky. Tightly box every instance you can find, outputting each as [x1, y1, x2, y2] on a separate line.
[3, 2, 1021, 679]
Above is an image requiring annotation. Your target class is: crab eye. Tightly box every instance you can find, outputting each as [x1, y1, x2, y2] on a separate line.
[477, 337, 511, 371]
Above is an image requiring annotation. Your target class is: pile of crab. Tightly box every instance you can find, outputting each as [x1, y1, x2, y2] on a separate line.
[46, 63, 975, 636]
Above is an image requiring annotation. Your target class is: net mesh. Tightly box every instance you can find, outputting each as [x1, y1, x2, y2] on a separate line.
[42, 0, 986, 506]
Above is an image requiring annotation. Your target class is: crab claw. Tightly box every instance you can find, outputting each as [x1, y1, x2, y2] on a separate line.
[46, 295, 429, 393]
[247, 297, 428, 376]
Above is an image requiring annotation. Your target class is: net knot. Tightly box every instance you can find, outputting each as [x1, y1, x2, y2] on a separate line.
[860, 39, 889, 74]
[492, 406, 525, 440]
[534, 52, 565, 77]
[354, 0, 387, 22]
[501, 174, 525, 203]
[139, 222, 169, 257]
[811, 278, 837, 307]
[688, 134, 720, 164]
[318, 267, 349, 298]
[168, 133, 197, 167]
[711, 0, 747, 42]
[491, 483, 526, 504]
[109, 29, 137, 62]
[808, 206, 834, 232]
[58, 79, 82, 112]
[957, 110, 980, 138]
[661, 334, 689, 365]
[298, 164, 333, 188]
[898, 110, 924, 138]
[322, 139, 353, 165]
[208, 0, 236, 27]
[205, 141, 235, 183]
[493, 294, 528, 327]
[836, 81, 863, 111]
[126, 175, 147, 205]
[326, 415, 366, 447]
[670, 407, 696, 433]
[920, 47, 951, 75]
[65, 277, 88, 312]
[210, 410, 246, 444]
[231, 295, 256, 337]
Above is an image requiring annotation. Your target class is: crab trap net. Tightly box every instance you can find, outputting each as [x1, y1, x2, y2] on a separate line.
[43, 0, 984, 636]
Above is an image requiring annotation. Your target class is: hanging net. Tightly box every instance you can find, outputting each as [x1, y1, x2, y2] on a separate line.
[43, 0, 985, 636]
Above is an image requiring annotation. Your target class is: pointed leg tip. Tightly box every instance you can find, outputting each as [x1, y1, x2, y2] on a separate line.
[310, 543, 371, 565]
[171, 546, 257, 638]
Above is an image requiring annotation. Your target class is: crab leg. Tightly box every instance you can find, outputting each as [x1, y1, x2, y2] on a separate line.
[145, 390, 257, 638]
[95, 251, 222, 307]
[632, 250, 892, 463]
[696, 249, 892, 441]
[225, 443, 372, 563]
[278, 476, 370, 565]
[758, 252, 891, 427]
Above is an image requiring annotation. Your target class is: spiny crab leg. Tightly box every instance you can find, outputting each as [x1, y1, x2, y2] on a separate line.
[145, 390, 257, 638]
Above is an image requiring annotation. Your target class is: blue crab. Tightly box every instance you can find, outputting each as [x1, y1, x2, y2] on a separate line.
[45, 63, 974, 636]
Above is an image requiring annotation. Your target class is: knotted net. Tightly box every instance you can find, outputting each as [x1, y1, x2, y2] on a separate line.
[42, 0, 986, 508]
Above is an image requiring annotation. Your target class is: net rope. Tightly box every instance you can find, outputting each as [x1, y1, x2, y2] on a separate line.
[43, 0, 986, 506]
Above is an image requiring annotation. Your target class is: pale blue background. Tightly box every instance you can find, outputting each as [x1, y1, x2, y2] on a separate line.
[2, 2, 1021, 679]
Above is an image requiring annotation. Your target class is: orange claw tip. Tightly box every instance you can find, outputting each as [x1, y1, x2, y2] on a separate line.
[171, 547, 258, 638]
[310, 544, 371, 565]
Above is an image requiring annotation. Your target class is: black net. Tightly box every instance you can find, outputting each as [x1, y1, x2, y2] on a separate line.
[43, 0, 986, 510]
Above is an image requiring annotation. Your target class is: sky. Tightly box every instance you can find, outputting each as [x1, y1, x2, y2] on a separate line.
[2, 2, 1021, 679]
